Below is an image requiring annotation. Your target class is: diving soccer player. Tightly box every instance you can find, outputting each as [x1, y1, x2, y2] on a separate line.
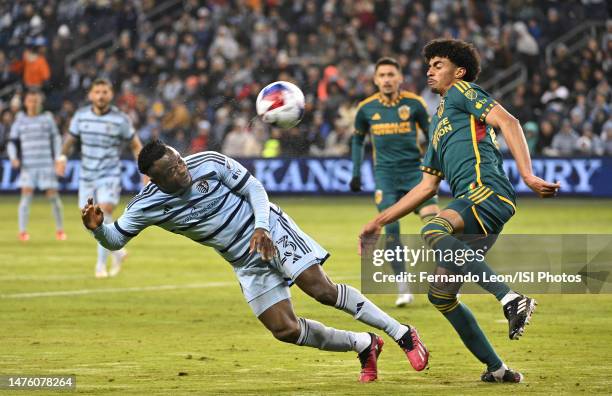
[57, 78, 144, 278]
[7, 89, 65, 241]
[360, 39, 560, 383]
[81, 140, 430, 382]
[351, 57, 440, 306]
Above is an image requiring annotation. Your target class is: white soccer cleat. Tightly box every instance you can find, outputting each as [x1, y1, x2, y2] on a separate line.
[95, 269, 109, 279]
[109, 249, 128, 277]
[395, 293, 414, 307]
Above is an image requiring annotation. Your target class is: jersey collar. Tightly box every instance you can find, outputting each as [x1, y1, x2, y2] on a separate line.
[378, 92, 401, 107]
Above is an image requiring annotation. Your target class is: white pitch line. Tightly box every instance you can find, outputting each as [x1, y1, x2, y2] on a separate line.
[0, 275, 360, 299]
[0, 281, 234, 299]
[0, 275, 93, 281]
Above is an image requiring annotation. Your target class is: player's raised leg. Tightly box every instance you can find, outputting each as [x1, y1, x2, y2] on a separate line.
[255, 287, 383, 382]
[422, 204, 536, 340]
[295, 265, 428, 371]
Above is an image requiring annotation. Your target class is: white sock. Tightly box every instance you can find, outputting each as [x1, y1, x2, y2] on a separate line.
[492, 363, 508, 377]
[296, 317, 370, 353]
[500, 292, 521, 306]
[335, 284, 409, 341]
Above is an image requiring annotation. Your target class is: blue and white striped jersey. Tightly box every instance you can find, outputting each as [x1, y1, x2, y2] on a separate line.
[8, 111, 61, 169]
[69, 105, 134, 181]
[114, 152, 264, 264]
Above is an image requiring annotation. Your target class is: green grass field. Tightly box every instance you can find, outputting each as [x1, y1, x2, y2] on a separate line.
[1, 195, 612, 395]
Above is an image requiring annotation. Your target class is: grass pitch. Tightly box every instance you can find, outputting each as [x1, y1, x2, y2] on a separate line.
[1, 195, 612, 395]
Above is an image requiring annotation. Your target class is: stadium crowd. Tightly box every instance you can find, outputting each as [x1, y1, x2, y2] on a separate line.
[0, 0, 611, 158]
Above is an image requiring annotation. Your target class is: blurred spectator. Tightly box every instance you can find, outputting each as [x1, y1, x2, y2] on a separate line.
[547, 120, 579, 156]
[222, 118, 261, 157]
[189, 119, 211, 154]
[11, 46, 51, 88]
[523, 121, 539, 155]
[576, 122, 604, 156]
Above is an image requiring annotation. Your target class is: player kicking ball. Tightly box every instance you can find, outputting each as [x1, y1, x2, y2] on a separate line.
[360, 39, 560, 383]
[81, 140, 429, 382]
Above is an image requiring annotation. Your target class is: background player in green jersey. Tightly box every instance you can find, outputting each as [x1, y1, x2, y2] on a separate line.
[351, 57, 440, 307]
[360, 39, 560, 383]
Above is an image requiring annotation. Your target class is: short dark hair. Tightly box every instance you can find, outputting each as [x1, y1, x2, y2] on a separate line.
[138, 139, 168, 175]
[89, 77, 113, 91]
[422, 39, 481, 82]
[375, 57, 401, 73]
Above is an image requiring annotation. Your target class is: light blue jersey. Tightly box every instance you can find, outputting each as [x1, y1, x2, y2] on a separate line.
[94, 151, 329, 309]
[69, 105, 134, 182]
[8, 111, 61, 170]
[118, 152, 260, 263]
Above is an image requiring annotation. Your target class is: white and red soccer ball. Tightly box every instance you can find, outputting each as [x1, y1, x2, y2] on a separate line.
[256, 81, 305, 129]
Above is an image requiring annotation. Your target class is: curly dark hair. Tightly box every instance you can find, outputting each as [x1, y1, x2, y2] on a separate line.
[138, 139, 168, 175]
[422, 39, 481, 82]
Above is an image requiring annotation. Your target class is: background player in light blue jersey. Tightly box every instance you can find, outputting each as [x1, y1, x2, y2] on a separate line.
[57, 78, 144, 278]
[8, 89, 66, 242]
[80, 140, 430, 383]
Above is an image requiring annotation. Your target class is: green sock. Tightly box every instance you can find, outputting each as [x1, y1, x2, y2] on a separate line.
[428, 288, 503, 371]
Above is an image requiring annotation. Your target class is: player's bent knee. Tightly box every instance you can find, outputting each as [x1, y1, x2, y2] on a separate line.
[271, 322, 301, 344]
[420, 218, 454, 247]
[427, 288, 459, 314]
[311, 285, 337, 306]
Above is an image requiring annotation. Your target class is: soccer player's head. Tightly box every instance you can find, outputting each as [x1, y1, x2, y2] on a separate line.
[374, 57, 403, 97]
[423, 39, 481, 94]
[23, 89, 43, 115]
[138, 139, 192, 194]
[88, 78, 114, 111]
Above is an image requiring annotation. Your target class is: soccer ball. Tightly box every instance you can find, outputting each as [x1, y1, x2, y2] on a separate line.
[256, 81, 305, 129]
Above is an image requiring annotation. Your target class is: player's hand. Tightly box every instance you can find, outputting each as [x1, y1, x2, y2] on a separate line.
[249, 228, 276, 261]
[349, 176, 361, 192]
[55, 158, 66, 176]
[10, 159, 20, 169]
[81, 197, 104, 231]
[523, 174, 560, 198]
[358, 219, 382, 256]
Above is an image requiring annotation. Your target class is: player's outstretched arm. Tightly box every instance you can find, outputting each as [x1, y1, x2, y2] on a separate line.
[81, 197, 129, 250]
[359, 173, 440, 251]
[485, 105, 560, 198]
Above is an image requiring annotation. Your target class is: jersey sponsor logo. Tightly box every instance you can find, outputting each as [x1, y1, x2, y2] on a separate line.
[371, 113, 381, 120]
[398, 105, 411, 120]
[464, 89, 478, 101]
[182, 195, 224, 223]
[437, 98, 445, 117]
[432, 117, 453, 150]
[196, 180, 210, 194]
[371, 122, 411, 135]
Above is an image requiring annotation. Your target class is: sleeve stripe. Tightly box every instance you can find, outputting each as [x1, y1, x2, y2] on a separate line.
[114, 220, 138, 237]
[420, 165, 444, 178]
[231, 172, 251, 192]
[479, 101, 498, 121]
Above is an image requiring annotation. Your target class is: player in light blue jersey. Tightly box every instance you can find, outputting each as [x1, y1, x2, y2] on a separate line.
[58, 78, 144, 278]
[8, 89, 65, 241]
[81, 140, 430, 382]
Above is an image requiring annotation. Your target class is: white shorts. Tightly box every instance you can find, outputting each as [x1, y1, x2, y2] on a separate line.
[78, 176, 122, 207]
[18, 167, 59, 191]
[235, 205, 330, 316]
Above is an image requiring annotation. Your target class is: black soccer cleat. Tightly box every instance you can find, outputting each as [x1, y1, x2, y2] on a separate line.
[481, 368, 524, 383]
[503, 295, 537, 340]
